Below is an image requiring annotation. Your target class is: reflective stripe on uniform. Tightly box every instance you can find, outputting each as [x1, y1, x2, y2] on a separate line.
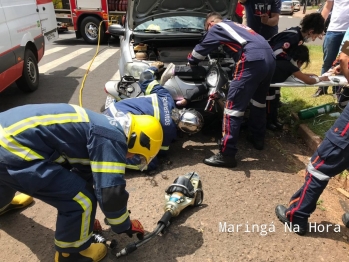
[161, 145, 169, 150]
[55, 192, 93, 248]
[109, 103, 119, 117]
[191, 49, 206, 60]
[0, 105, 90, 161]
[54, 156, 90, 165]
[216, 22, 247, 46]
[55, 232, 93, 249]
[145, 80, 159, 95]
[71, 104, 89, 122]
[4, 104, 89, 136]
[66, 157, 90, 165]
[273, 49, 284, 56]
[266, 95, 276, 101]
[307, 162, 330, 181]
[54, 156, 66, 163]
[90, 161, 126, 173]
[126, 164, 140, 170]
[146, 69, 155, 74]
[224, 108, 244, 117]
[149, 94, 160, 120]
[106, 210, 130, 225]
[0, 125, 44, 161]
[250, 99, 266, 108]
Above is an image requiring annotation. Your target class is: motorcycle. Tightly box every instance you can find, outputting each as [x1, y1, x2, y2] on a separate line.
[103, 54, 234, 125]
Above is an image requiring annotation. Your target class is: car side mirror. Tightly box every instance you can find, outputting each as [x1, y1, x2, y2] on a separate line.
[109, 24, 125, 36]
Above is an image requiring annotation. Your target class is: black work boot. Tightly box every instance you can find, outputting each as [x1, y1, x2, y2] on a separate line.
[266, 121, 278, 131]
[203, 152, 237, 168]
[273, 121, 283, 130]
[312, 88, 327, 97]
[275, 205, 307, 236]
[246, 133, 264, 150]
[342, 213, 349, 228]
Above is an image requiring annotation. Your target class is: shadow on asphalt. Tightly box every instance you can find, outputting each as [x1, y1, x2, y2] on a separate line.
[104, 205, 206, 261]
[0, 66, 81, 113]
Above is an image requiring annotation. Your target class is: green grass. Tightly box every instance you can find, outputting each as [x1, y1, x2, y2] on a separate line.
[279, 44, 341, 139]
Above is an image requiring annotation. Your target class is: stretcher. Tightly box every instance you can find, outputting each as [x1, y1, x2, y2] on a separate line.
[270, 75, 348, 87]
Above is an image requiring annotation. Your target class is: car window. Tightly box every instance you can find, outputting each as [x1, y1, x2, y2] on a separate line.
[282, 2, 293, 6]
[134, 16, 206, 31]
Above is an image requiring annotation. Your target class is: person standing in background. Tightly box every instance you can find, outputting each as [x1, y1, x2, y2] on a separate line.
[239, 0, 281, 40]
[312, 0, 349, 97]
[236, 2, 245, 24]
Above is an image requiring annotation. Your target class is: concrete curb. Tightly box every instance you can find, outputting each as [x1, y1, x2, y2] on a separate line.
[291, 112, 322, 152]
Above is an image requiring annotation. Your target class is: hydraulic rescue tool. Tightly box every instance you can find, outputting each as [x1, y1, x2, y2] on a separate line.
[109, 171, 203, 258]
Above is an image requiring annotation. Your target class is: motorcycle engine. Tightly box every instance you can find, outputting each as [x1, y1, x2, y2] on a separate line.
[134, 43, 149, 60]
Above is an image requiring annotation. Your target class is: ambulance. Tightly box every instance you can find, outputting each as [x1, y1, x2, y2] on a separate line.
[0, 0, 58, 93]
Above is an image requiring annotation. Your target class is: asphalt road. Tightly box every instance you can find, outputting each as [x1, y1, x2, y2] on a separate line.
[0, 31, 121, 114]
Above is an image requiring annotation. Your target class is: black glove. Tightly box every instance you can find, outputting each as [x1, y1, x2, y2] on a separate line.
[120, 219, 145, 240]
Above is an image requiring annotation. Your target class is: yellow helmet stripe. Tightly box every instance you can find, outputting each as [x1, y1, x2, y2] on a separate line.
[0, 125, 44, 161]
[145, 80, 159, 95]
[90, 161, 126, 173]
[106, 210, 129, 225]
[55, 192, 93, 248]
[150, 94, 160, 120]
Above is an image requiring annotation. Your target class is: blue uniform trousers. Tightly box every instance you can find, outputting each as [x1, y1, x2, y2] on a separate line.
[0, 161, 96, 253]
[286, 104, 349, 226]
[266, 86, 280, 124]
[221, 51, 276, 156]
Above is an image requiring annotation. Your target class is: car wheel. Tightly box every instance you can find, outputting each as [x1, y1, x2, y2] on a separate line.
[16, 49, 39, 92]
[80, 16, 108, 44]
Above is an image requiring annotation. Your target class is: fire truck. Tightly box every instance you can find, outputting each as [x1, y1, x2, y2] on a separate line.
[54, 0, 127, 44]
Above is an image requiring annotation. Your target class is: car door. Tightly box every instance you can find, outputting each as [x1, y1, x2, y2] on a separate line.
[36, 0, 58, 44]
[0, 1, 17, 92]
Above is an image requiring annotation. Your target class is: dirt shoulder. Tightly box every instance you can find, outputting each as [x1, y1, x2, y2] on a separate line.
[1, 127, 349, 262]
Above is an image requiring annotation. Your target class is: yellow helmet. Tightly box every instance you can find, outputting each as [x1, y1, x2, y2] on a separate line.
[127, 114, 163, 169]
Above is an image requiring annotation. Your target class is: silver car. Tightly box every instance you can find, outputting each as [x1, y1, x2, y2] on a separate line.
[108, 0, 236, 79]
[281, 1, 294, 15]
[292, 1, 300, 11]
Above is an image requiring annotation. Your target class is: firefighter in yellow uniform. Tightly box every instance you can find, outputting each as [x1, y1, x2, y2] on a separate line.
[0, 103, 163, 262]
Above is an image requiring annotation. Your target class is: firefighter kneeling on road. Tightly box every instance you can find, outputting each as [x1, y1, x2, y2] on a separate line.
[104, 62, 204, 171]
[0, 103, 163, 262]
